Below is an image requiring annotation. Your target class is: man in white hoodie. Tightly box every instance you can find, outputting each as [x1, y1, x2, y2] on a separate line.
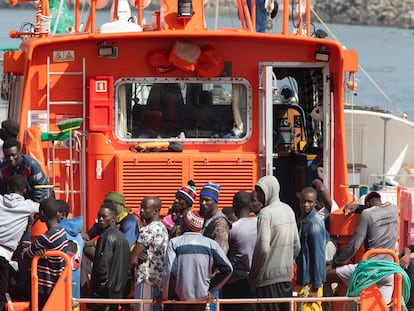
[0, 174, 39, 311]
[250, 175, 301, 311]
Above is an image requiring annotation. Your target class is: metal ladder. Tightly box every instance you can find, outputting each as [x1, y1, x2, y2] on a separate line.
[45, 56, 86, 217]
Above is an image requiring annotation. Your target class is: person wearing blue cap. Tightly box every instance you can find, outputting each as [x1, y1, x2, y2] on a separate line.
[199, 182, 232, 311]
[199, 182, 231, 254]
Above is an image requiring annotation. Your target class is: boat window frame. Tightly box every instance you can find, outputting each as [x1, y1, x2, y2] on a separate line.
[259, 61, 331, 190]
[114, 77, 252, 144]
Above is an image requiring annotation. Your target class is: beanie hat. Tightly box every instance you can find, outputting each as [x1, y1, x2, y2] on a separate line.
[182, 210, 204, 232]
[104, 191, 126, 218]
[176, 180, 197, 207]
[200, 182, 220, 203]
[0, 119, 19, 140]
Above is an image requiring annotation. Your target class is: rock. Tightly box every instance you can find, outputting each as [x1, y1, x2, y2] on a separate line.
[313, 0, 414, 28]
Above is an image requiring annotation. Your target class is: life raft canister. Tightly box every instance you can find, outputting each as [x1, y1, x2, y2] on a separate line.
[168, 40, 201, 72]
[195, 45, 225, 78]
[147, 49, 175, 73]
[23, 126, 48, 176]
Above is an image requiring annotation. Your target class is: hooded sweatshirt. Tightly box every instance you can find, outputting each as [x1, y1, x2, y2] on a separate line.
[250, 175, 301, 288]
[0, 193, 39, 260]
[60, 216, 85, 301]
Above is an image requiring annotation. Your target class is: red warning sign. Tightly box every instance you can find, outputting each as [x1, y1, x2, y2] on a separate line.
[95, 80, 107, 93]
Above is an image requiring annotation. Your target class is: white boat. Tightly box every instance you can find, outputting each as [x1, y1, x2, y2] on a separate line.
[309, 9, 414, 201]
[345, 104, 414, 203]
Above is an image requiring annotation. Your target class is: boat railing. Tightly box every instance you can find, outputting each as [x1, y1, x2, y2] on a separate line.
[75, 296, 361, 311]
[7, 0, 313, 37]
[31, 250, 72, 311]
[368, 173, 414, 191]
[79, 0, 313, 34]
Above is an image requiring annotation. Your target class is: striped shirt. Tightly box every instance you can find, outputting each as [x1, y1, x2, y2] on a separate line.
[22, 225, 68, 294]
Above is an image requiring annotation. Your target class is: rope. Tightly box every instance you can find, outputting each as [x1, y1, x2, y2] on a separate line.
[346, 260, 411, 307]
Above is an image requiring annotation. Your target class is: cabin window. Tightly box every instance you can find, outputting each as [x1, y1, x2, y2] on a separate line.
[115, 79, 251, 141]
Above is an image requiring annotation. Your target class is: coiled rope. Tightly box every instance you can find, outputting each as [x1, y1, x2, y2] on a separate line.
[346, 260, 411, 308]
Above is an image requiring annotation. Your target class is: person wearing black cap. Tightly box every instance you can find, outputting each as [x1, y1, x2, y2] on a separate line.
[164, 181, 197, 238]
[342, 191, 383, 216]
[173, 180, 197, 214]
[0, 119, 19, 159]
[327, 191, 398, 305]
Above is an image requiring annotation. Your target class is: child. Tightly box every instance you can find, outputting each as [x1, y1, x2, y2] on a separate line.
[21, 198, 68, 310]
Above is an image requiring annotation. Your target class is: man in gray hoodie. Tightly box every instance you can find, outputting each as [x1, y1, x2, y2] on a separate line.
[0, 174, 39, 311]
[250, 175, 301, 311]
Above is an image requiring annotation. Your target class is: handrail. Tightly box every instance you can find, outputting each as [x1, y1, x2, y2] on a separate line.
[368, 173, 414, 190]
[8, 0, 315, 36]
[360, 248, 402, 311]
[282, 0, 311, 36]
[31, 250, 72, 311]
[75, 296, 361, 311]
[361, 248, 399, 261]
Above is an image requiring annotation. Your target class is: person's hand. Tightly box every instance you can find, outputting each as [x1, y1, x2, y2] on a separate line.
[308, 290, 319, 298]
[27, 214, 35, 226]
[400, 247, 411, 269]
[84, 240, 95, 247]
[206, 291, 215, 303]
[311, 179, 325, 192]
[81, 232, 90, 242]
[153, 295, 163, 307]
[343, 204, 359, 216]
[27, 213, 39, 228]
[400, 254, 410, 269]
[138, 252, 148, 264]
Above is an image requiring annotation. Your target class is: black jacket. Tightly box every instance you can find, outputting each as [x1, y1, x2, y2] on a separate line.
[90, 225, 130, 297]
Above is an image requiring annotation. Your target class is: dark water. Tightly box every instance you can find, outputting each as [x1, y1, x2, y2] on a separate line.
[1, 8, 413, 119]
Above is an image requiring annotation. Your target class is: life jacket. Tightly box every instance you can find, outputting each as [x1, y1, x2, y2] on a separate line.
[196, 45, 225, 78]
[147, 49, 175, 73]
[23, 126, 47, 176]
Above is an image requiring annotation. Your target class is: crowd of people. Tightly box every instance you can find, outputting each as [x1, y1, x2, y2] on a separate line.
[0, 118, 412, 311]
